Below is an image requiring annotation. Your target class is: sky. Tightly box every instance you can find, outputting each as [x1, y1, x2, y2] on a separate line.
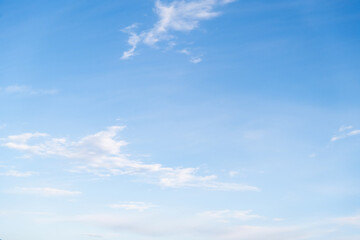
[1, 0, 360, 239]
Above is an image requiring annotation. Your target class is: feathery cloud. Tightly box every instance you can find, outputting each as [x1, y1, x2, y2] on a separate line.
[121, 0, 235, 61]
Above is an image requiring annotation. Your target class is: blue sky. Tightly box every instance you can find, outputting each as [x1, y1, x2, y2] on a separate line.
[1, 0, 360, 239]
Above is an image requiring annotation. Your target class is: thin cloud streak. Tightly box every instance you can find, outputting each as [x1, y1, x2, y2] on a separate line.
[11, 187, 81, 197]
[331, 125, 360, 142]
[200, 209, 265, 221]
[0, 170, 36, 177]
[0, 85, 58, 95]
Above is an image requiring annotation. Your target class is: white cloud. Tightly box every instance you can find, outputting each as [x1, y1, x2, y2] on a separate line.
[1, 126, 259, 191]
[122, 0, 235, 60]
[0, 170, 36, 177]
[0, 85, 58, 95]
[331, 126, 360, 142]
[110, 202, 155, 211]
[11, 187, 81, 197]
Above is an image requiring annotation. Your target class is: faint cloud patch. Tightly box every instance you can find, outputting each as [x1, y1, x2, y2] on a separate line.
[334, 214, 360, 227]
[189, 56, 202, 64]
[110, 202, 156, 211]
[0, 85, 58, 96]
[82, 233, 104, 239]
[229, 171, 238, 177]
[0, 170, 36, 177]
[200, 209, 265, 222]
[10, 187, 81, 197]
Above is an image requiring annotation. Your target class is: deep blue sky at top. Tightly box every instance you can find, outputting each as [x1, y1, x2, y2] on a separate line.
[2, 0, 360, 105]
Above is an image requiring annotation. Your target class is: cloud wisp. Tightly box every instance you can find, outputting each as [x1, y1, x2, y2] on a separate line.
[331, 125, 360, 142]
[0, 85, 58, 96]
[200, 209, 265, 221]
[1, 126, 259, 191]
[121, 0, 235, 62]
[334, 214, 360, 227]
[11, 187, 81, 197]
[0, 170, 36, 177]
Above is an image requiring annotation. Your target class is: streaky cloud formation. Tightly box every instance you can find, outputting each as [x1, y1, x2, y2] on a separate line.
[2, 126, 259, 191]
[335, 214, 360, 227]
[11, 187, 81, 197]
[199, 209, 265, 221]
[0, 170, 36, 177]
[121, 0, 235, 61]
[44, 211, 339, 240]
[0, 85, 58, 95]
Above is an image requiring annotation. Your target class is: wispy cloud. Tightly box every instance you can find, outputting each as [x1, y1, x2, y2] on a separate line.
[200, 209, 265, 221]
[179, 48, 203, 63]
[1, 126, 259, 191]
[11, 187, 81, 197]
[0, 85, 58, 96]
[109, 202, 156, 211]
[46, 211, 337, 240]
[121, 0, 235, 61]
[334, 214, 360, 227]
[0, 170, 36, 177]
[331, 125, 360, 142]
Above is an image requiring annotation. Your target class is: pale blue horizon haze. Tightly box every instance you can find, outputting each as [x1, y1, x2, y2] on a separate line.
[1, 0, 360, 239]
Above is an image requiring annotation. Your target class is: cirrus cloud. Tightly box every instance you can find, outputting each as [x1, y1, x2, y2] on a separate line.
[121, 0, 236, 62]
